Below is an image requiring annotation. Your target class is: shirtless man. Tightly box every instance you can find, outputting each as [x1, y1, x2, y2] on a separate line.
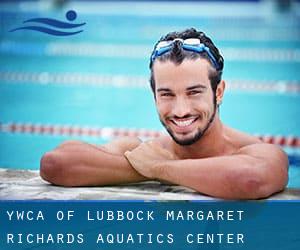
[40, 28, 288, 199]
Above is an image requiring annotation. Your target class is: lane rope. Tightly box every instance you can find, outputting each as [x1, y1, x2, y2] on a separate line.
[1, 41, 300, 61]
[1, 71, 299, 94]
[0, 122, 299, 148]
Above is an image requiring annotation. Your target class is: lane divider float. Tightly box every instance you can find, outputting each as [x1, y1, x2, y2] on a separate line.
[1, 71, 299, 94]
[0, 122, 299, 148]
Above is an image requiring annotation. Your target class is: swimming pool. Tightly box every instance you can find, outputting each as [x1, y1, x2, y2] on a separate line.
[0, 1, 299, 188]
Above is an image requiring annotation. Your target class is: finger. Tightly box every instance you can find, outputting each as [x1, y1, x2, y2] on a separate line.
[124, 151, 134, 162]
[147, 140, 155, 145]
[147, 141, 169, 154]
[145, 141, 162, 153]
[147, 140, 160, 147]
[124, 151, 131, 157]
[151, 144, 177, 160]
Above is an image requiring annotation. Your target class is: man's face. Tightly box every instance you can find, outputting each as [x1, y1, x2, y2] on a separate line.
[153, 58, 216, 146]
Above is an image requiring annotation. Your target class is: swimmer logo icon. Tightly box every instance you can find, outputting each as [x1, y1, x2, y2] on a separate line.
[9, 10, 86, 36]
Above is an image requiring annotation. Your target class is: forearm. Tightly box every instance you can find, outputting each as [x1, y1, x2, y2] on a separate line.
[58, 153, 147, 187]
[40, 143, 147, 187]
[155, 155, 275, 199]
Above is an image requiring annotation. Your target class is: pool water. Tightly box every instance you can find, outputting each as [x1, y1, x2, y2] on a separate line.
[0, 1, 299, 188]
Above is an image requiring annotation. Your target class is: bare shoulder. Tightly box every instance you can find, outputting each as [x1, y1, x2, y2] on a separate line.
[237, 143, 288, 164]
[226, 126, 288, 165]
[102, 137, 142, 155]
[225, 126, 262, 148]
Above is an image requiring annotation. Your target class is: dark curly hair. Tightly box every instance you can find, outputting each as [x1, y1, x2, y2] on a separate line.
[149, 28, 224, 97]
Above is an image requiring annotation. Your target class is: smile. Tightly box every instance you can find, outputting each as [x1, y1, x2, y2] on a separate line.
[170, 117, 199, 128]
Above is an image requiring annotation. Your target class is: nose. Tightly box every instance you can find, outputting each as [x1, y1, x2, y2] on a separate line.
[172, 96, 192, 118]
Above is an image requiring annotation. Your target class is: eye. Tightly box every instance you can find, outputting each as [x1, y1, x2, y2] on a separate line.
[160, 92, 174, 97]
[188, 90, 201, 96]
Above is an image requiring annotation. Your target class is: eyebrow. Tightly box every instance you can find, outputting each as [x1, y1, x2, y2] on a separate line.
[157, 88, 172, 92]
[156, 84, 207, 93]
[186, 84, 207, 91]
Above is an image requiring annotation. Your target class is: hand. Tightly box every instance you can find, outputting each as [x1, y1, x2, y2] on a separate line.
[124, 140, 177, 179]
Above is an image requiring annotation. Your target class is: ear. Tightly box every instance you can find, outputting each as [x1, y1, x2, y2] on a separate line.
[216, 80, 225, 105]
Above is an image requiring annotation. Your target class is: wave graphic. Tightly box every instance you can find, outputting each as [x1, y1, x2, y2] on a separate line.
[9, 26, 83, 36]
[9, 10, 85, 36]
[23, 18, 85, 29]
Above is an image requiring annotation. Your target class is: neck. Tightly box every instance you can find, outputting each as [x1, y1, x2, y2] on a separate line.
[172, 114, 227, 159]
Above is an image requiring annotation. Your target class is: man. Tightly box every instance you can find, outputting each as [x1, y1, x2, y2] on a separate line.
[40, 28, 288, 199]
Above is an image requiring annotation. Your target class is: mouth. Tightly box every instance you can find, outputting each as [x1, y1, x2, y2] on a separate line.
[169, 116, 199, 132]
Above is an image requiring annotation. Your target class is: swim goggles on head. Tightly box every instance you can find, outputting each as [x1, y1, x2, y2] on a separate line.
[150, 38, 221, 70]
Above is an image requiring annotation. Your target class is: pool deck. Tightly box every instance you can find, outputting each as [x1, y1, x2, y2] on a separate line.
[1, 168, 300, 200]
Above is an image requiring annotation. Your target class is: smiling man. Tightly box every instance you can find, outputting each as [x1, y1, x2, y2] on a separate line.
[40, 28, 288, 199]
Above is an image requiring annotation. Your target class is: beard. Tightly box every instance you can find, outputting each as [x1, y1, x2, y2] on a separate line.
[159, 102, 217, 146]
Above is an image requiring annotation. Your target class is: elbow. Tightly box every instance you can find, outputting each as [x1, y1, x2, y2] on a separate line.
[243, 165, 288, 200]
[239, 177, 270, 199]
[231, 164, 287, 200]
[40, 152, 60, 184]
[40, 151, 72, 186]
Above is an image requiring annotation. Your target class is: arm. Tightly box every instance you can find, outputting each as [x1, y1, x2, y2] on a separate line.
[125, 142, 288, 199]
[40, 137, 147, 186]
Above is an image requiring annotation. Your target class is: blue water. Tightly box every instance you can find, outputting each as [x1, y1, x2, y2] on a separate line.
[0, 1, 299, 188]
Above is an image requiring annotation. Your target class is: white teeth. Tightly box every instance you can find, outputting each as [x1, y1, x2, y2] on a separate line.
[173, 118, 195, 127]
